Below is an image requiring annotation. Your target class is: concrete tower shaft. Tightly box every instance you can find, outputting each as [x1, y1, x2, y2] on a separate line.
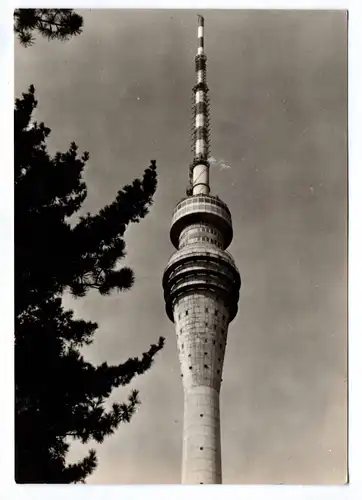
[162, 16, 241, 485]
[163, 195, 240, 484]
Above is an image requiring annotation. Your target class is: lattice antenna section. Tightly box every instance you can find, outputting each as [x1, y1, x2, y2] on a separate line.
[187, 15, 212, 196]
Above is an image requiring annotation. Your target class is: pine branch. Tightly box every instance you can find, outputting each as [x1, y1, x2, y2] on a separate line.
[15, 86, 163, 483]
[14, 9, 83, 47]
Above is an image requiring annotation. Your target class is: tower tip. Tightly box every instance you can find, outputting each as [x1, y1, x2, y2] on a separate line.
[190, 13, 210, 195]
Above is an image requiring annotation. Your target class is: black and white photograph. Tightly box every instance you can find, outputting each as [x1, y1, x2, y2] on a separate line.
[13, 8, 347, 486]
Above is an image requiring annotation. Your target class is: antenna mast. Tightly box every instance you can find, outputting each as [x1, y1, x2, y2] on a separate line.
[188, 15, 211, 196]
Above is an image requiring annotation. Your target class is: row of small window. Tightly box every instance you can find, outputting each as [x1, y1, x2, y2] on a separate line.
[186, 352, 222, 361]
[204, 226, 220, 236]
[175, 206, 229, 219]
[178, 326, 226, 334]
[170, 262, 225, 279]
[171, 258, 232, 271]
[181, 226, 221, 237]
[185, 366, 222, 374]
[170, 277, 219, 290]
[181, 373, 223, 382]
[180, 239, 222, 247]
[179, 238, 222, 248]
[170, 272, 236, 291]
[178, 338, 226, 350]
[177, 197, 224, 209]
[180, 339, 225, 349]
[178, 310, 226, 320]
[178, 344, 226, 356]
[196, 236, 220, 244]
[179, 232, 221, 241]
[180, 234, 219, 242]
[193, 366, 221, 372]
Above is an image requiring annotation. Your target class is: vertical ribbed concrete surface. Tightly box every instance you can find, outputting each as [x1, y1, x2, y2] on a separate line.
[173, 292, 230, 483]
[182, 387, 221, 484]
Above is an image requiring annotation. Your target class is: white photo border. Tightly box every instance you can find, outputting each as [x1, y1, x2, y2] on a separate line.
[2, 1, 360, 499]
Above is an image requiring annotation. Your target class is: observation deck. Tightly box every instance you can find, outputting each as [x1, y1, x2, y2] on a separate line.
[163, 244, 241, 323]
[170, 194, 233, 250]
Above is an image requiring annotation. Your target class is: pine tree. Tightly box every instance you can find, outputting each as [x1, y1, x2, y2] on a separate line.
[15, 86, 164, 483]
[14, 9, 83, 47]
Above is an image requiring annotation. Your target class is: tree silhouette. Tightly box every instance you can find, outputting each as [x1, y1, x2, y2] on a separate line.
[14, 9, 83, 47]
[15, 86, 164, 483]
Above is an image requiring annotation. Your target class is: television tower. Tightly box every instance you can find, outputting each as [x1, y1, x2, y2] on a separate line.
[162, 15, 241, 484]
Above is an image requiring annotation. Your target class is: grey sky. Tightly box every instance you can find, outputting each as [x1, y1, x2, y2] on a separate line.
[15, 9, 347, 484]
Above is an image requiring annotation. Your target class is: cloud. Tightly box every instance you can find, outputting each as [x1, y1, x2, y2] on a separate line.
[208, 156, 232, 170]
